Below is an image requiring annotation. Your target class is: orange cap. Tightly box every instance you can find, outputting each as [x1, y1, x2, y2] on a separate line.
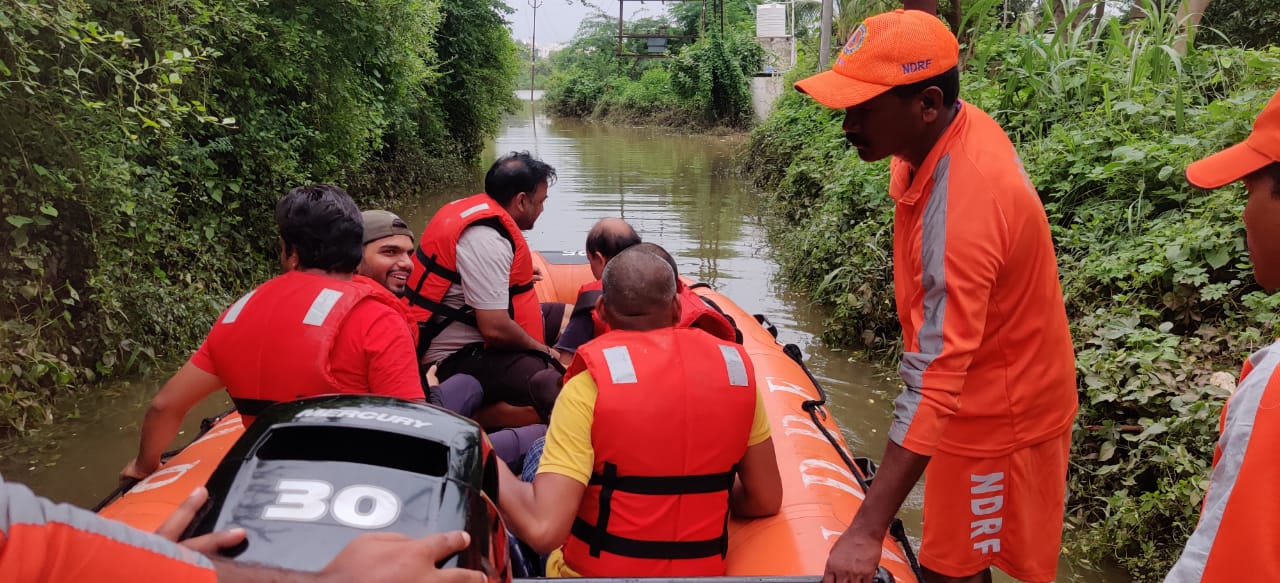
[1186, 89, 1280, 189]
[794, 9, 958, 109]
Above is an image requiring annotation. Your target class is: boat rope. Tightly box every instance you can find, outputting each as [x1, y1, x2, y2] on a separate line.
[783, 343, 925, 583]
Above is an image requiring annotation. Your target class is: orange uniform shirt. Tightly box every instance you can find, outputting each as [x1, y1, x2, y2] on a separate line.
[1166, 340, 1280, 582]
[888, 102, 1078, 458]
[0, 476, 215, 582]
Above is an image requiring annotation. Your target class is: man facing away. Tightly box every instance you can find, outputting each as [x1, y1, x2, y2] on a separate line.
[794, 10, 1078, 583]
[1166, 88, 1280, 582]
[121, 185, 424, 483]
[554, 218, 643, 365]
[494, 247, 782, 577]
[406, 152, 563, 425]
[556, 221, 740, 368]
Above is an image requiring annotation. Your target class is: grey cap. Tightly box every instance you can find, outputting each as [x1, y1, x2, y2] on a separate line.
[361, 210, 415, 245]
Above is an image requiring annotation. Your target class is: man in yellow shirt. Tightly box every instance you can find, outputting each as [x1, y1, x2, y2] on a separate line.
[494, 247, 782, 577]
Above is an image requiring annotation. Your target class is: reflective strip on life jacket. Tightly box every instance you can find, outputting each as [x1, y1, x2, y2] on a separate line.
[564, 328, 756, 577]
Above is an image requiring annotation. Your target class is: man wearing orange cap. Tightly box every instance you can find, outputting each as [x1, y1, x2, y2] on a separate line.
[1166, 89, 1280, 582]
[794, 10, 1078, 583]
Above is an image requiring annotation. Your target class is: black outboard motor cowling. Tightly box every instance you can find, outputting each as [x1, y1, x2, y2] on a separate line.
[187, 396, 509, 582]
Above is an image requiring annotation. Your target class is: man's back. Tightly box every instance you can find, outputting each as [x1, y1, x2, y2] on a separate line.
[195, 271, 421, 420]
[547, 327, 768, 577]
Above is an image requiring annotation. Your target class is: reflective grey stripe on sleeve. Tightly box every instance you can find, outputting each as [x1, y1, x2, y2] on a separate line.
[302, 288, 345, 326]
[221, 289, 257, 324]
[601, 345, 638, 384]
[890, 155, 952, 446]
[0, 476, 214, 570]
[1165, 340, 1280, 582]
[719, 345, 749, 387]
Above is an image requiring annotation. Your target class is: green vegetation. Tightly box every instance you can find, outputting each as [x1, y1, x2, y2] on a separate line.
[514, 41, 553, 91]
[744, 2, 1280, 579]
[542, 3, 764, 128]
[0, 0, 517, 434]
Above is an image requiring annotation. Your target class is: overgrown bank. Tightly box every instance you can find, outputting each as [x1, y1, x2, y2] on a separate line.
[743, 20, 1280, 582]
[541, 3, 764, 129]
[0, 0, 517, 434]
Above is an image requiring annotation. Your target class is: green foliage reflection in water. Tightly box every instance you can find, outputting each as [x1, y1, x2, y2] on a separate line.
[0, 0, 515, 435]
[744, 20, 1280, 581]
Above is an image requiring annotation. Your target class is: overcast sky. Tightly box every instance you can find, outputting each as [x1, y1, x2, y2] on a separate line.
[505, 0, 659, 45]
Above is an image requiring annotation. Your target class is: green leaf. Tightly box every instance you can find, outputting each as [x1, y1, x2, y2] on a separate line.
[1206, 247, 1231, 270]
[39, 203, 58, 217]
[6, 215, 33, 228]
[1098, 440, 1117, 462]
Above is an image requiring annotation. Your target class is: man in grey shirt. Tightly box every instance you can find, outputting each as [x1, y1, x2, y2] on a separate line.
[407, 152, 563, 427]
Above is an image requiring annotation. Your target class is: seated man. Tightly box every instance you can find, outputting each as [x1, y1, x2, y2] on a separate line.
[554, 218, 642, 365]
[356, 209, 419, 343]
[360, 209, 546, 467]
[406, 152, 563, 425]
[121, 185, 423, 482]
[494, 248, 783, 577]
[556, 235, 740, 367]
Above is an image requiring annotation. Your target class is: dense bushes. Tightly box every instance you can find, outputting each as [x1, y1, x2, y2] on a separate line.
[0, 0, 516, 434]
[744, 18, 1280, 580]
[543, 9, 762, 128]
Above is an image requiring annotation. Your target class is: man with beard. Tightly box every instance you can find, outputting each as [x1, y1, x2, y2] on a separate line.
[359, 209, 545, 467]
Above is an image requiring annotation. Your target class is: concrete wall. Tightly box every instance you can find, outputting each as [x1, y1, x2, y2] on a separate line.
[750, 75, 785, 121]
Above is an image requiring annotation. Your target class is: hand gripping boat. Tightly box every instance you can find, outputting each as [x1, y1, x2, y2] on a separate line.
[98, 251, 922, 583]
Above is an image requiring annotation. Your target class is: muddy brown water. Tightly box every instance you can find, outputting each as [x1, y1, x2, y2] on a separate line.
[0, 105, 1124, 582]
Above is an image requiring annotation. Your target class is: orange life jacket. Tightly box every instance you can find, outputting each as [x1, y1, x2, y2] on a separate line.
[405, 193, 543, 349]
[562, 328, 757, 577]
[571, 280, 739, 345]
[204, 271, 401, 424]
[353, 274, 419, 345]
[1166, 340, 1280, 581]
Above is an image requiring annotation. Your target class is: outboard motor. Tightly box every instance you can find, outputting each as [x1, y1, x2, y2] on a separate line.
[186, 395, 510, 582]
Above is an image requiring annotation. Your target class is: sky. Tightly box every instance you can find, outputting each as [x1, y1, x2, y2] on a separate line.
[505, 0, 660, 45]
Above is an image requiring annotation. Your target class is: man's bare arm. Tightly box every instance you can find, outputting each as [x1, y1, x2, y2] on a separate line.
[731, 437, 783, 518]
[494, 461, 586, 554]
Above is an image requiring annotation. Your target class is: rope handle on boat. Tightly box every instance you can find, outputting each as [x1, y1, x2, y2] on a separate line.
[92, 407, 235, 513]
[782, 343, 924, 583]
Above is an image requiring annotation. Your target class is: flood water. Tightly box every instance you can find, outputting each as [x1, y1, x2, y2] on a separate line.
[1, 103, 1122, 582]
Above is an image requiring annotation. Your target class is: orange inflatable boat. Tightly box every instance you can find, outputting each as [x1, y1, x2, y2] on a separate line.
[99, 250, 920, 582]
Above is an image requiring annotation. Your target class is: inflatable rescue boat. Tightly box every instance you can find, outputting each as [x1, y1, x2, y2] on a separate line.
[98, 251, 921, 583]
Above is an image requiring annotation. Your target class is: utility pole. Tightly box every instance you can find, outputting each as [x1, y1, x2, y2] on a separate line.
[529, 0, 543, 103]
[818, 0, 832, 70]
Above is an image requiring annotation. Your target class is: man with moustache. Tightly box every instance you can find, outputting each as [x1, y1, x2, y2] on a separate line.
[358, 210, 416, 298]
[794, 10, 1077, 583]
[358, 209, 546, 467]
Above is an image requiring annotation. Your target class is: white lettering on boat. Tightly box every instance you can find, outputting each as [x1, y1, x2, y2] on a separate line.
[293, 408, 433, 429]
[781, 414, 829, 442]
[969, 472, 1004, 555]
[765, 377, 812, 398]
[130, 461, 200, 493]
[798, 459, 865, 500]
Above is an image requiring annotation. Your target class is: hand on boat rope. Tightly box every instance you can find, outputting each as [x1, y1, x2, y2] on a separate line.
[823, 528, 893, 583]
